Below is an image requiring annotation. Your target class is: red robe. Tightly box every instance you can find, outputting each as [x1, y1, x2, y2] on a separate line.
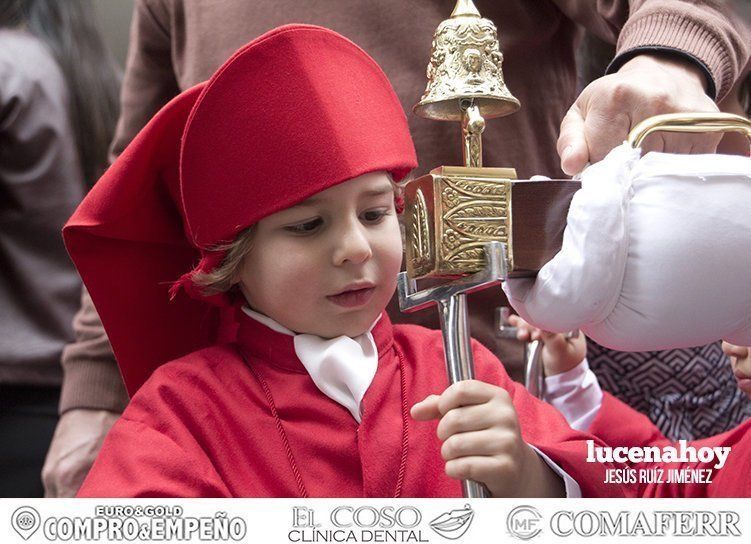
[589, 393, 751, 497]
[77, 312, 624, 497]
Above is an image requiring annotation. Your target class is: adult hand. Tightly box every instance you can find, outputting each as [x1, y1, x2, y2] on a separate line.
[558, 53, 721, 176]
[42, 408, 120, 497]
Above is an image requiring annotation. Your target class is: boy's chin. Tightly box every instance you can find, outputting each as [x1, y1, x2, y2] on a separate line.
[306, 312, 381, 339]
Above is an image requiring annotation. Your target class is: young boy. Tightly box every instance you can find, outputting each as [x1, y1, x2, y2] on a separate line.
[65, 25, 623, 498]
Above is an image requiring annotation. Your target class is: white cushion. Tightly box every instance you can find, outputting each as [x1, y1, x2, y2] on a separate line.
[503, 143, 751, 351]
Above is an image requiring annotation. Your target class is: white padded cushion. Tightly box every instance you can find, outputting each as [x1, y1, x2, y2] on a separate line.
[503, 143, 751, 351]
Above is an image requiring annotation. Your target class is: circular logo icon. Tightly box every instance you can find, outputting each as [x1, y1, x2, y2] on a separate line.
[11, 506, 41, 541]
[507, 505, 543, 540]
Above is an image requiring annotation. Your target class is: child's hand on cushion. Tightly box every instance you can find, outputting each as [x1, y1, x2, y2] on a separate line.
[411, 380, 565, 497]
[507, 314, 586, 376]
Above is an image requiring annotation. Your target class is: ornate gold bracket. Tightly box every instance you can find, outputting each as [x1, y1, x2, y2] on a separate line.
[405, 166, 516, 280]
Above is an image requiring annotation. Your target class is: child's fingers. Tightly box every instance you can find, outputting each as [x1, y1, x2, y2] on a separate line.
[507, 314, 543, 342]
[410, 394, 442, 421]
[435, 403, 514, 441]
[440, 428, 516, 461]
[444, 455, 514, 488]
[539, 331, 571, 357]
[506, 314, 528, 341]
[507, 314, 531, 341]
[507, 314, 521, 327]
[722, 341, 749, 360]
[436, 380, 505, 416]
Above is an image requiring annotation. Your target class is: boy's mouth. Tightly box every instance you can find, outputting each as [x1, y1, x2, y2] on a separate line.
[327, 283, 376, 308]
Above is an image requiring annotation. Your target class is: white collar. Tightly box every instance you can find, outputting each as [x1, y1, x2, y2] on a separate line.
[242, 307, 380, 422]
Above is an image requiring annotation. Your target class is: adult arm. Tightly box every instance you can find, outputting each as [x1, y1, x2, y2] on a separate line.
[552, 0, 750, 173]
[109, 0, 180, 159]
[43, 289, 129, 497]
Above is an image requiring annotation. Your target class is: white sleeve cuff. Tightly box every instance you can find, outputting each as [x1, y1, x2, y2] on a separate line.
[528, 444, 582, 498]
[543, 358, 603, 432]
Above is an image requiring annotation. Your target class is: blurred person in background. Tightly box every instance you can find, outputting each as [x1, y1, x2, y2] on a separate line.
[0, 0, 120, 497]
[52, 0, 749, 496]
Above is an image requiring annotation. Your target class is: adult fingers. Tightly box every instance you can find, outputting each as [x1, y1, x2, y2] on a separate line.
[558, 105, 589, 176]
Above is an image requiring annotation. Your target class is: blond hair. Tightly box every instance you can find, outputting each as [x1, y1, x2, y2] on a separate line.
[191, 226, 255, 296]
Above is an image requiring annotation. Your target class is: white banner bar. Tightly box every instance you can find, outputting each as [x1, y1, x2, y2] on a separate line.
[1, 498, 747, 543]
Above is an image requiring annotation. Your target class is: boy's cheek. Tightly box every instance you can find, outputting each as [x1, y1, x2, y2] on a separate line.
[378, 226, 405, 276]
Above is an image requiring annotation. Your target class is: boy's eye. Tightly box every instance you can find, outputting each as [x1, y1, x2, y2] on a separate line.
[361, 208, 390, 224]
[284, 218, 323, 234]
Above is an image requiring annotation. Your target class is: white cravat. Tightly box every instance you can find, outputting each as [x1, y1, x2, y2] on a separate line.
[242, 307, 379, 423]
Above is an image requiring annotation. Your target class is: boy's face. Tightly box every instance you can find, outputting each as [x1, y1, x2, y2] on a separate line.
[235, 171, 403, 338]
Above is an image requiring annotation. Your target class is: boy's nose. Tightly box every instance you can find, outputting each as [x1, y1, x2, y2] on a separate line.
[333, 224, 372, 266]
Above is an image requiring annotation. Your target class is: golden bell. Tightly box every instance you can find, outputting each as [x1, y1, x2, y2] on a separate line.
[414, 0, 520, 122]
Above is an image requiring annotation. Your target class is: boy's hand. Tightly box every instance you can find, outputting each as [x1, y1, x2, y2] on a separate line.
[507, 314, 586, 376]
[411, 380, 564, 497]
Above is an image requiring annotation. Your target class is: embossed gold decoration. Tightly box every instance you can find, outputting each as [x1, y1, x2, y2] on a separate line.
[414, 0, 519, 123]
[409, 188, 432, 272]
[405, 166, 517, 279]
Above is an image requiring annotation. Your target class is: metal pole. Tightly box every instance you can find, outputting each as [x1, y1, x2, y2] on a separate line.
[437, 294, 487, 497]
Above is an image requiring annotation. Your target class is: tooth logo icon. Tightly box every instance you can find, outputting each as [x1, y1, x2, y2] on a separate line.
[429, 504, 475, 540]
[11, 506, 41, 541]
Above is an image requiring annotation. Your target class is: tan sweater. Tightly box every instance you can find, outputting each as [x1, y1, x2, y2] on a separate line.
[61, 0, 750, 413]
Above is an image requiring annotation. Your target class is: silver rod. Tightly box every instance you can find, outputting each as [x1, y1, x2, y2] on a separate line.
[437, 294, 476, 384]
[437, 294, 488, 498]
[524, 340, 545, 399]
